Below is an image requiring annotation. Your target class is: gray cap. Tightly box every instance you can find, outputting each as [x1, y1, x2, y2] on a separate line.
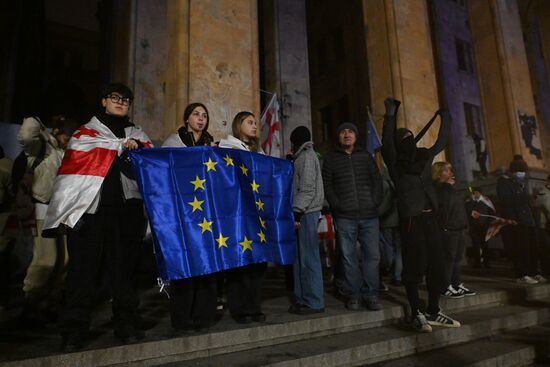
[336, 122, 358, 135]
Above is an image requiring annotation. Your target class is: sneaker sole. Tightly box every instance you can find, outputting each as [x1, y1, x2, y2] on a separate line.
[427, 320, 461, 328]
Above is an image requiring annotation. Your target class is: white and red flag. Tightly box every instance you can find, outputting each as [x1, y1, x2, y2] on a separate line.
[471, 211, 517, 241]
[42, 116, 152, 232]
[260, 93, 282, 158]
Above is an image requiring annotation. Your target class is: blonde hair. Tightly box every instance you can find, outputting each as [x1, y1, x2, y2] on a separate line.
[231, 111, 261, 152]
[432, 161, 453, 181]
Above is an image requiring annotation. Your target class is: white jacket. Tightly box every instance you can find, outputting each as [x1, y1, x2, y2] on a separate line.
[218, 135, 264, 154]
[17, 117, 64, 204]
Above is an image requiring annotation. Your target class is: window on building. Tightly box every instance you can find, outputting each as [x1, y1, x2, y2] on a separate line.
[456, 38, 474, 73]
[464, 102, 484, 137]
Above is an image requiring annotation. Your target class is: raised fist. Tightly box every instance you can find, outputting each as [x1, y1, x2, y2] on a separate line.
[384, 98, 401, 116]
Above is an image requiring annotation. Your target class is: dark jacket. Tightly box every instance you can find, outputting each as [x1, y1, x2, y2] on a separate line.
[381, 112, 451, 218]
[322, 145, 382, 219]
[434, 182, 468, 231]
[465, 196, 495, 228]
[496, 174, 535, 227]
[379, 174, 399, 228]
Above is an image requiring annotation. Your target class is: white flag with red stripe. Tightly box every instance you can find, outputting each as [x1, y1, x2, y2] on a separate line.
[260, 93, 282, 158]
[43, 116, 152, 232]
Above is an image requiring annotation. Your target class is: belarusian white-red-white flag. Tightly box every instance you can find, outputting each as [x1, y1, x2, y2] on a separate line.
[260, 93, 282, 157]
[42, 117, 152, 234]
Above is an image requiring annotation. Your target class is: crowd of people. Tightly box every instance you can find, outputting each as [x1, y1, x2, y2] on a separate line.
[0, 84, 549, 352]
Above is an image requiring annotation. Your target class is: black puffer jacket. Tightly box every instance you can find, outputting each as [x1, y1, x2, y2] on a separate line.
[322, 145, 382, 219]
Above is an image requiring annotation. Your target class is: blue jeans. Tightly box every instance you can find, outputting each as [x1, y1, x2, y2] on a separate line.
[379, 227, 402, 282]
[335, 217, 380, 300]
[293, 211, 324, 309]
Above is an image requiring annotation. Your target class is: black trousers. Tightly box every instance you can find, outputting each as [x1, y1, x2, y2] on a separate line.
[400, 212, 445, 315]
[469, 225, 490, 266]
[442, 229, 464, 288]
[225, 263, 267, 317]
[400, 212, 446, 292]
[60, 202, 145, 334]
[508, 225, 538, 277]
[169, 274, 217, 329]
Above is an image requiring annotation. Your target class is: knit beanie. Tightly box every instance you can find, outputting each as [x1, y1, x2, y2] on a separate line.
[290, 126, 311, 148]
[336, 122, 358, 135]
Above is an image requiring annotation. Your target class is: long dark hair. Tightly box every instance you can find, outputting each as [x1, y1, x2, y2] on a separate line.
[183, 102, 210, 132]
[231, 111, 260, 152]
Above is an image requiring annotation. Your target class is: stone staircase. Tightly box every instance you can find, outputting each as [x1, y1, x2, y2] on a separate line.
[1, 272, 549, 367]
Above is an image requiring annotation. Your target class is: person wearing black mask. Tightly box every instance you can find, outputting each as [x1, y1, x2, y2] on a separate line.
[381, 97, 459, 333]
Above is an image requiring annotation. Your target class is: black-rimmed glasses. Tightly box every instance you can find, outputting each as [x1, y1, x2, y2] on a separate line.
[106, 94, 132, 106]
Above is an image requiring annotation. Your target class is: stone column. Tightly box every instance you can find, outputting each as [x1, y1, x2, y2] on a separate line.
[261, 0, 312, 155]
[363, 0, 441, 150]
[469, 0, 545, 169]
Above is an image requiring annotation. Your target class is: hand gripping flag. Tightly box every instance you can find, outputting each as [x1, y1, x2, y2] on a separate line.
[130, 146, 296, 281]
[42, 117, 152, 234]
[471, 211, 516, 241]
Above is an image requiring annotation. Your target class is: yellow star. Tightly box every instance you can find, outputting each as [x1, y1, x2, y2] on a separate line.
[240, 163, 248, 176]
[259, 217, 266, 229]
[215, 233, 229, 248]
[223, 155, 234, 167]
[255, 198, 265, 211]
[257, 230, 266, 243]
[239, 236, 253, 252]
[251, 180, 260, 193]
[187, 196, 204, 213]
[190, 175, 206, 191]
[203, 158, 218, 172]
[198, 218, 213, 234]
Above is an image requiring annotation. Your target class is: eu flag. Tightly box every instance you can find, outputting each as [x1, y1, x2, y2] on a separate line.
[130, 146, 296, 281]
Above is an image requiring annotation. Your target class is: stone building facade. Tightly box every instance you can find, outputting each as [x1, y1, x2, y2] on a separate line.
[2, 0, 550, 182]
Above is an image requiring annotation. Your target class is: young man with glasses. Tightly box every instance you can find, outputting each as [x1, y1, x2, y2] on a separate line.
[43, 83, 153, 351]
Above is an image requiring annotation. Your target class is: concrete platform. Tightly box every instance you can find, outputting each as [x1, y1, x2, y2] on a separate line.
[1, 268, 549, 367]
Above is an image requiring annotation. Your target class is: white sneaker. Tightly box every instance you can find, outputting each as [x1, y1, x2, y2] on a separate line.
[516, 276, 538, 285]
[425, 310, 461, 328]
[457, 283, 476, 296]
[442, 285, 464, 299]
[533, 275, 547, 283]
[412, 312, 432, 333]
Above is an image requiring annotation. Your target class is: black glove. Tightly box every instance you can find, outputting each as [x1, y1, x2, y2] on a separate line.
[384, 97, 401, 117]
[293, 211, 302, 223]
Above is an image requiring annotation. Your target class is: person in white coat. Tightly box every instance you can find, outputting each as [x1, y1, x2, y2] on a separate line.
[163, 102, 218, 333]
[218, 111, 266, 324]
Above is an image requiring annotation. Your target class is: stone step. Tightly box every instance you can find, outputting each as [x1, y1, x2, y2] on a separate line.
[2, 282, 549, 367]
[153, 302, 550, 367]
[362, 338, 536, 367]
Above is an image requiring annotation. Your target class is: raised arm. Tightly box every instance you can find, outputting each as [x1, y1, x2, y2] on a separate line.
[381, 98, 400, 182]
[428, 109, 451, 156]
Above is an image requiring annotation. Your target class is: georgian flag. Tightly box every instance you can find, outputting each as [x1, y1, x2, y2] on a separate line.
[42, 116, 152, 233]
[260, 93, 282, 158]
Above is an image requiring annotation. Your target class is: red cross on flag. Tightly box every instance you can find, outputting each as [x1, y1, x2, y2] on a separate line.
[260, 93, 282, 158]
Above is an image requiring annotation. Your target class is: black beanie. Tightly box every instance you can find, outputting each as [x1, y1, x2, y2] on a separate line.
[336, 122, 358, 135]
[290, 126, 311, 148]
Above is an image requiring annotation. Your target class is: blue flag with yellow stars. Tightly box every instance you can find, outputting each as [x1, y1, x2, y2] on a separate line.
[130, 146, 296, 281]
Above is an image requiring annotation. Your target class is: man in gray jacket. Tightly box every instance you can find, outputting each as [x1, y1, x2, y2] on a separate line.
[288, 126, 325, 314]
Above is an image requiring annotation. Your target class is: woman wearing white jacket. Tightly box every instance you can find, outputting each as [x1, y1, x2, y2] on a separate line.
[219, 111, 267, 324]
[163, 103, 218, 333]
